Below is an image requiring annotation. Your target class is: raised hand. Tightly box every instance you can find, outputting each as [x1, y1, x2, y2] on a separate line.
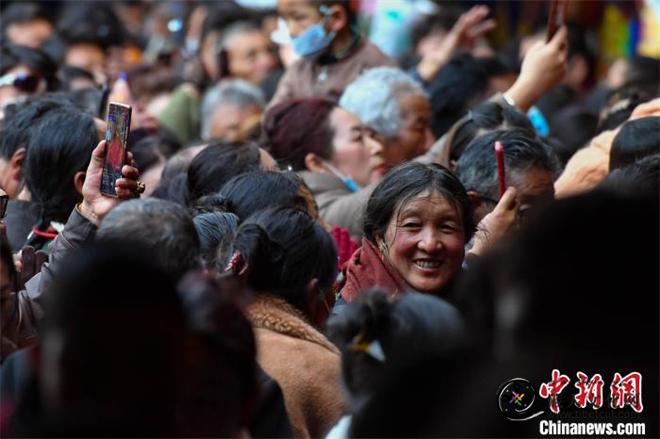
[417, 5, 496, 82]
[470, 186, 520, 256]
[505, 26, 568, 112]
[78, 140, 141, 226]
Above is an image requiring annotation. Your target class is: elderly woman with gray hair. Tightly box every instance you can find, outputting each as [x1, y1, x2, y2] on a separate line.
[339, 67, 433, 172]
[201, 79, 265, 142]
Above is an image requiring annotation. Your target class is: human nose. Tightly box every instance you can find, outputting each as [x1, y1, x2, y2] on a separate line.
[365, 134, 383, 156]
[417, 227, 443, 252]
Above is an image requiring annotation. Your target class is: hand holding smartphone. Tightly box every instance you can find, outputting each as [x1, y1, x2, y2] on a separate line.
[101, 102, 132, 197]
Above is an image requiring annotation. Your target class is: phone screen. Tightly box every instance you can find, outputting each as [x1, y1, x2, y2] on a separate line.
[101, 102, 132, 197]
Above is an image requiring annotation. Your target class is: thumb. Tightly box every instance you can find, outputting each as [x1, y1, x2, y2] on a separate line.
[549, 26, 568, 49]
[493, 186, 519, 213]
[89, 140, 107, 169]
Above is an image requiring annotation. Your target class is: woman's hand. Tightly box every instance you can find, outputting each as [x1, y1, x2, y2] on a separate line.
[78, 140, 141, 226]
[505, 26, 568, 112]
[470, 186, 519, 256]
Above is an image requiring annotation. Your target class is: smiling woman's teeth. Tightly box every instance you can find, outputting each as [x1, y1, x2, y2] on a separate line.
[414, 260, 441, 269]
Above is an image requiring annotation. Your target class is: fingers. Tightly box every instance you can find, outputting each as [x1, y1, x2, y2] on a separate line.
[126, 151, 136, 167]
[494, 186, 519, 213]
[121, 164, 139, 180]
[115, 178, 138, 199]
[468, 18, 496, 39]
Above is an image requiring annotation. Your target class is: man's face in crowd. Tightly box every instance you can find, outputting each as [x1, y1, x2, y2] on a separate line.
[473, 167, 555, 224]
[208, 103, 262, 142]
[0, 65, 47, 109]
[382, 94, 433, 170]
[277, 0, 322, 38]
[329, 107, 385, 187]
[6, 19, 54, 49]
[226, 30, 276, 85]
[64, 43, 106, 80]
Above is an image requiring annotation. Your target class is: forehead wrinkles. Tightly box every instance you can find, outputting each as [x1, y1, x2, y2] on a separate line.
[386, 190, 463, 243]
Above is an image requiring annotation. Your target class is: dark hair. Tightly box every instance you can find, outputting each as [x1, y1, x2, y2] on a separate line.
[427, 53, 513, 138]
[620, 56, 660, 89]
[56, 2, 125, 50]
[610, 116, 660, 171]
[129, 136, 165, 175]
[193, 211, 239, 270]
[97, 199, 201, 281]
[0, 43, 59, 91]
[455, 129, 559, 200]
[177, 273, 258, 436]
[186, 141, 261, 204]
[262, 98, 336, 171]
[1, 2, 51, 36]
[231, 207, 337, 312]
[34, 241, 186, 435]
[217, 170, 309, 222]
[549, 106, 598, 165]
[602, 153, 659, 197]
[448, 101, 535, 163]
[363, 162, 476, 244]
[327, 289, 464, 408]
[0, 94, 74, 160]
[24, 106, 98, 232]
[200, 2, 253, 48]
[596, 83, 657, 134]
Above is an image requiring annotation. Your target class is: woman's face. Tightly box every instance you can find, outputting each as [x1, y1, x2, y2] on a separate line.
[382, 94, 432, 169]
[383, 190, 465, 294]
[329, 107, 386, 186]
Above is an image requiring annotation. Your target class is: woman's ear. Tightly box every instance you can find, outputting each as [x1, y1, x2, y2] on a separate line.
[304, 153, 327, 174]
[304, 277, 331, 327]
[467, 190, 482, 209]
[73, 171, 86, 195]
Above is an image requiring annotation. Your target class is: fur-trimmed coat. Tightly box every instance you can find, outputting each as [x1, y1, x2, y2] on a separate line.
[248, 295, 345, 438]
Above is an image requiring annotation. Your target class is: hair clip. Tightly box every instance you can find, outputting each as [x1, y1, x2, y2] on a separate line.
[225, 251, 247, 276]
[350, 333, 386, 362]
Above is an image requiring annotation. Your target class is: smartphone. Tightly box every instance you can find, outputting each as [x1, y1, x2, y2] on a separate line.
[546, 0, 567, 42]
[101, 102, 132, 197]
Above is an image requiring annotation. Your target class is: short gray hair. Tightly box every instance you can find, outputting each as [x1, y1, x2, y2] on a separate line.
[201, 79, 265, 140]
[339, 67, 427, 139]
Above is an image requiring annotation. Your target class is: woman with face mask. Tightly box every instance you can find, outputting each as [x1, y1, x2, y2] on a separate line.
[262, 98, 386, 239]
[269, 0, 396, 107]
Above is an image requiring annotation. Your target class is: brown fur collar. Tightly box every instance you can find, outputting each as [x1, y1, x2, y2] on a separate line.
[248, 294, 338, 354]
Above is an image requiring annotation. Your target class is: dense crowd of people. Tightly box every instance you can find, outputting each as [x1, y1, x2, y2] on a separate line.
[0, 0, 658, 437]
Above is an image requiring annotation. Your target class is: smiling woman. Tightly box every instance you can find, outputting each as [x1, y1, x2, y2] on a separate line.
[337, 161, 475, 302]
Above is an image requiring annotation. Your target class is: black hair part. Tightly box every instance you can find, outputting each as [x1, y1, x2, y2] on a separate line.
[0, 94, 74, 160]
[610, 116, 660, 171]
[24, 106, 98, 227]
[363, 162, 475, 244]
[97, 199, 201, 282]
[449, 101, 535, 162]
[186, 141, 261, 205]
[231, 207, 338, 312]
[217, 170, 309, 222]
[193, 211, 239, 270]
